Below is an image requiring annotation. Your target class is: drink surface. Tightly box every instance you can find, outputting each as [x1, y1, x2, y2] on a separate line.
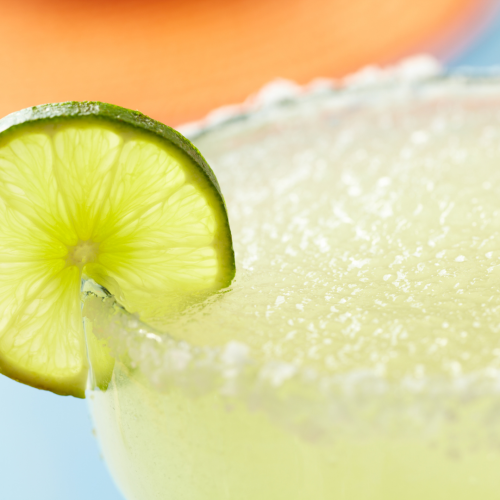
[88, 75, 500, 499]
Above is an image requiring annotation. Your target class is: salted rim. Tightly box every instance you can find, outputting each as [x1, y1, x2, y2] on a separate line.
[177, 55, 444, 139]
[85, 57, 500, 441]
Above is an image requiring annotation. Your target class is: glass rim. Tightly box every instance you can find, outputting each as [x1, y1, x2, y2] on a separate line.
[180, 58, 500, 141]
[84, 61, 500, 438]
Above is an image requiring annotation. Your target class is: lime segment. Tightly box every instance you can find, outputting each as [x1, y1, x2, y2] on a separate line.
[0, 102, 235, 397]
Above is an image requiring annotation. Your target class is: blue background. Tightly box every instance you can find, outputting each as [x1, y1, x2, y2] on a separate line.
[0, 377, 122, 500]
[2, 5, 500, 500]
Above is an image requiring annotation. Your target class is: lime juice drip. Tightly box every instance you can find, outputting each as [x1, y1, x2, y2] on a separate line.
[87, 75, 500, 500]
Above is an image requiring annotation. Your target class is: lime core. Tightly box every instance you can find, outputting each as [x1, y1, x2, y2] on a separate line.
[66, 240, 100, 268]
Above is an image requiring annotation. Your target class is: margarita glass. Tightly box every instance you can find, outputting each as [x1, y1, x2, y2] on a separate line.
[85, 69, 500, 500]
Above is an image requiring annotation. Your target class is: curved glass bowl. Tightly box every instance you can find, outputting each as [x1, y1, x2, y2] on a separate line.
[85, 72, 500, 500]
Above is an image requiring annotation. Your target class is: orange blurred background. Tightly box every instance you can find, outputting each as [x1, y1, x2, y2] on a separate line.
[0, 0, 489, 125]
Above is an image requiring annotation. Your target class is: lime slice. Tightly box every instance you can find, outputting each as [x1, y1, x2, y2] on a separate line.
[0, 102, 235, 398]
